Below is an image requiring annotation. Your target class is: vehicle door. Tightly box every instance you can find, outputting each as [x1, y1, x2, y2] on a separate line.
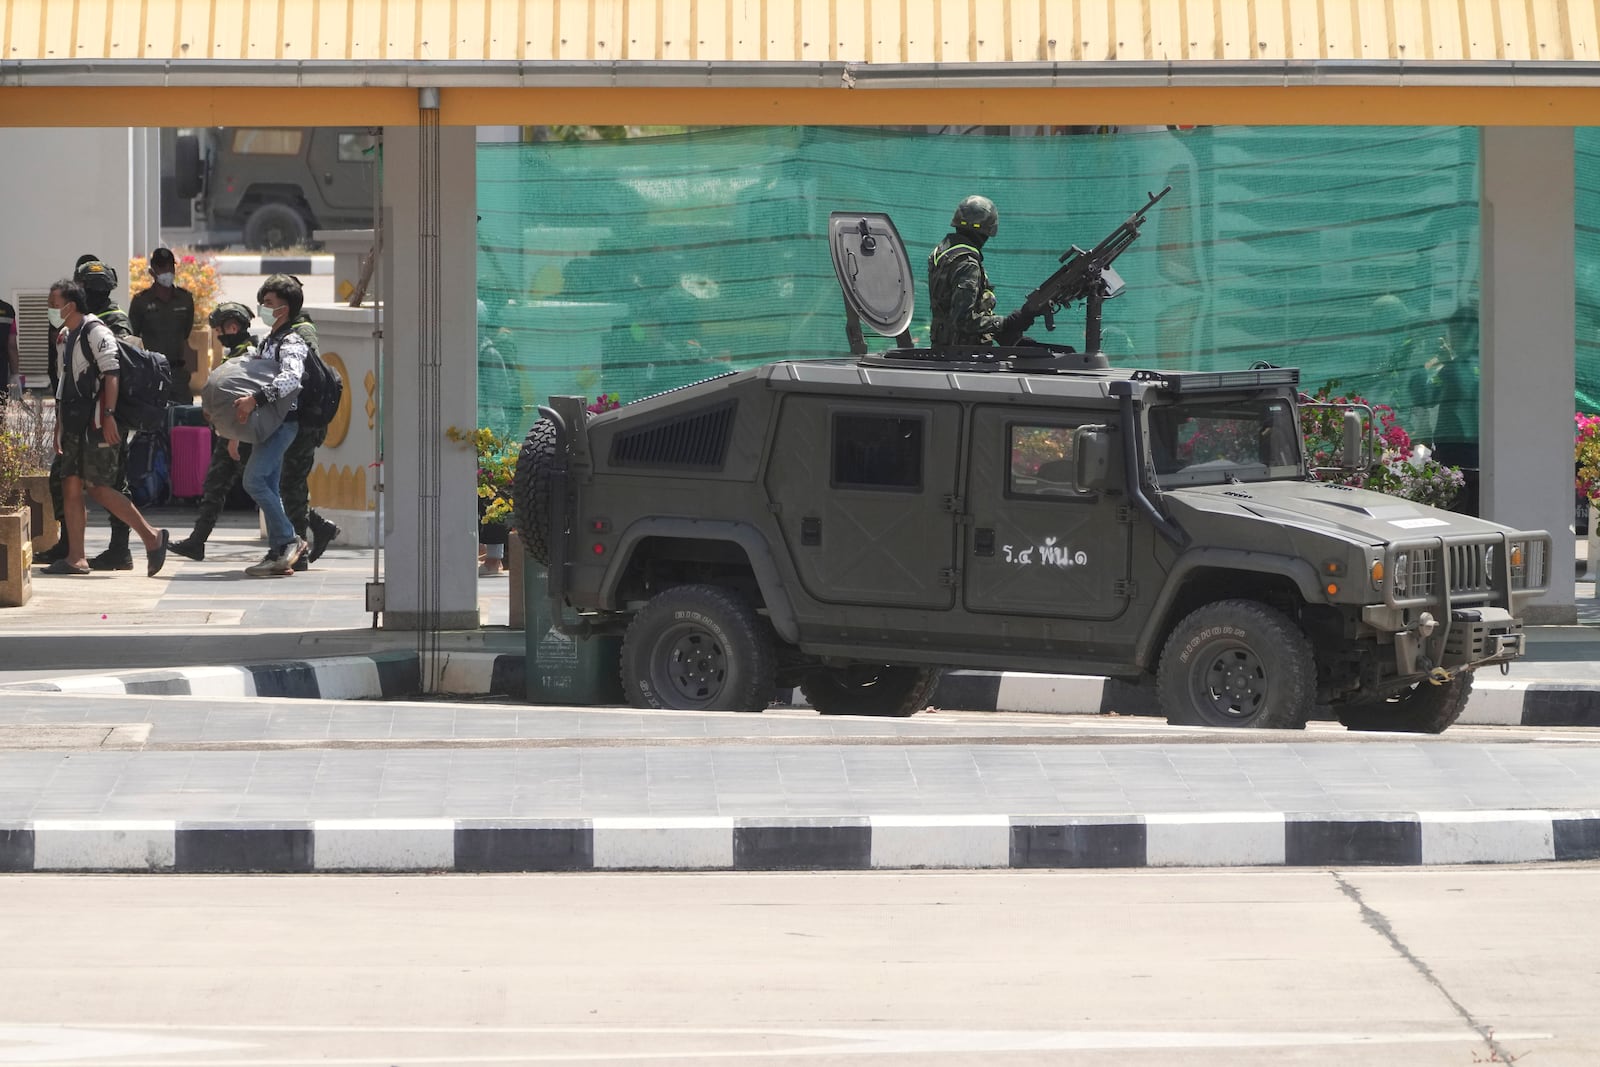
[764, 395, 961, 609]
[305, 130, 377, 215]
[963, 405, 1132, 620]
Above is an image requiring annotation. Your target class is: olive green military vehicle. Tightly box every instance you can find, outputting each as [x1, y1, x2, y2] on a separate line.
[514, 209, 1551, 732]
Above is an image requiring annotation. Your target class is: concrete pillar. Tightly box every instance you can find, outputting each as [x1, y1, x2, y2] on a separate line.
[380, 120, 480, 630]
[1480, 127, 1577, 624]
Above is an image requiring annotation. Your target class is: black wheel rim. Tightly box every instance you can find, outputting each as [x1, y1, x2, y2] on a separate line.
[1190, 640, 1268, 722]
[650, 622, 728, 707]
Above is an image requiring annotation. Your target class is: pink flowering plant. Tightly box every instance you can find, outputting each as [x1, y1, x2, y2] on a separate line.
[585, 393, 622, 414]
[1300, 381, 1464, 510]
[1576, 413, 1600, 501]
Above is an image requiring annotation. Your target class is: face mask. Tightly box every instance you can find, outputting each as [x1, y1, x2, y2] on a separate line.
[155, 272, 175, 287]
[258, 303, 280, 325]
[47, 307, 64, 328]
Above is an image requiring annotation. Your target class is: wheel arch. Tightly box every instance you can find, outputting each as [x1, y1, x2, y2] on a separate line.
[599, 518, 801, 644]
[1135, 550, 1323, 671]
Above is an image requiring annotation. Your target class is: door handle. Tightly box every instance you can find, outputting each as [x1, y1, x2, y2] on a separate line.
[974, 528, 995, 557]
[801, 517, 822, 546]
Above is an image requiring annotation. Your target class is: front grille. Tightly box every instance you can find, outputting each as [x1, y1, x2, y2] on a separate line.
[1406, 550, 1438, 597]
[1447, 542, 1493, 598]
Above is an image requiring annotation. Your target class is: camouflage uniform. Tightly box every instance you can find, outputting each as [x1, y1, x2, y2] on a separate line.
[927, 239, 1003, 349]
[279, 314, 329, 544]
[184, 336, 257, 543]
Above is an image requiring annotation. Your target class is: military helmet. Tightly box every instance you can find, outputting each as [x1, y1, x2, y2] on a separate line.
[209, 301, 254, 332]
[74, 258, 119, 292]
[951, 195, 999, 238]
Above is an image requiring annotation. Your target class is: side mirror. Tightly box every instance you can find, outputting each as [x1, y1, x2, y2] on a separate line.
[1074, 425, 1113, 492]
[1341, 409, 1365, 469]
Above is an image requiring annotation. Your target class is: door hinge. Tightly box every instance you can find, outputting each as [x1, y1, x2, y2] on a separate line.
[939, 567, 961, 587]
[1116, 505, 1134, 524]
[942, 494, 965, 514]
[1113, 578, 1137, 598]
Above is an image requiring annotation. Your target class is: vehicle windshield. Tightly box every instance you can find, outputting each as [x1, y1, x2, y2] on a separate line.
[1148, 395, 1304, 488]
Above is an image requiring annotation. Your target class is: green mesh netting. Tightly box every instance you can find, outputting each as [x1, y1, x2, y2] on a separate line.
[1578, 128, 1600, 414]
[476, 125, 1486, 454]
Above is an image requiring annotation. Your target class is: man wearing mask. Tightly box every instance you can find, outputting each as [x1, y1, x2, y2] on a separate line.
[170, 303, 258, 561]
[259, 274, 341, 571]
[128, 247, 197, 404]
[37, 256, 139, 570]
[43, 277, 168, 576]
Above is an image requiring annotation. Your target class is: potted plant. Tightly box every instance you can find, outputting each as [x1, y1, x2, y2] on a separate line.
[446, 425, 520, 576]
[0, 425, 32, 606]
[2, 393, 56, 555]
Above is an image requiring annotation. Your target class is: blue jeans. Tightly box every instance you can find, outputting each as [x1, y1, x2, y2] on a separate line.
[243, 418, 298, 549]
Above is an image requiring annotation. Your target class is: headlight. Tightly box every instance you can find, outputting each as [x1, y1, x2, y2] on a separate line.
[1484, 546, 1496, 581]
[1392, 552, 1409, 593]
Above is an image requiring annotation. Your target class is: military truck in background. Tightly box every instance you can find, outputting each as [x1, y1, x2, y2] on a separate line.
[513, 203, 1551, 733]
[162, 127, 377, 250]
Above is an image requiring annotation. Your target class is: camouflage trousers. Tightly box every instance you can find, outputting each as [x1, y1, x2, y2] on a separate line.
[281, 421, 327, 541]
[188, 434, 252, 540]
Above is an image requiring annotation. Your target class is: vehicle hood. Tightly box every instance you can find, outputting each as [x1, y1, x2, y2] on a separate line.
[1164, 480, 1515, 548]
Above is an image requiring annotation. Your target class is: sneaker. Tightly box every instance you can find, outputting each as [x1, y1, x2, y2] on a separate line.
[146, 530, 169, 578]
[88, 548, 134, 572]
[244, 538, 306, 578]
[308, 518, 341, 563]
[169, 535, 206, 561]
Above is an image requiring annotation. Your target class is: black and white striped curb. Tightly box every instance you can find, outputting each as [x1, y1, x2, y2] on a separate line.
[7, 656, 1600, 727]
[931, 671, 1600, 728]
[212, 254, 333, 276]
[0, 651, 520, 701]
[0, 811, 1595, 872]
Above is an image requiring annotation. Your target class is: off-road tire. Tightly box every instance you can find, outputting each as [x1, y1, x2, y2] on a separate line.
[1157, 599, 1316, 729]
[801, 666, 941, 718]
[243, 202, 312, 251]
[1335, 674, 1473, 734]
[512, 418, 560, 565]
[621, 584, 776, 712]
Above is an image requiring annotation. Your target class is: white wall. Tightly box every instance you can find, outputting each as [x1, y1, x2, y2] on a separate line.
[0, 128, 159, 303]
[1481, 127, 1577, 624]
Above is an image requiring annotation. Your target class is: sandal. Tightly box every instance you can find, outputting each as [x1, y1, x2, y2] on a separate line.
[43, 560, 91, 575]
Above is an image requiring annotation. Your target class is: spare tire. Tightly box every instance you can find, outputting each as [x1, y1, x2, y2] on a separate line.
[512, 417, 561, 565]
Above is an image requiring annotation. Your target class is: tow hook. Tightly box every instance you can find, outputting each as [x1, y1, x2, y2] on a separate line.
[1427, 666, 1452, 686]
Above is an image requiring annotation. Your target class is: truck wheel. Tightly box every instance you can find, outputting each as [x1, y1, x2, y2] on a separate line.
[1335, 674, 1473, 734]
[621, 585, 775, 712]
[1157, 600, 1315, 729]
[243, 202, 311, 250]
[801, 666, 941, 717]
[512, 418, 559, 566]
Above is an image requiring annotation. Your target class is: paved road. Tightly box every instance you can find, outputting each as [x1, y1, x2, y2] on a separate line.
[0, 867, 1594, 1065]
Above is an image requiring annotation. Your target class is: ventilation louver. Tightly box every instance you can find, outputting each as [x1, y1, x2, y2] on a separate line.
[609, 401, 737, 470]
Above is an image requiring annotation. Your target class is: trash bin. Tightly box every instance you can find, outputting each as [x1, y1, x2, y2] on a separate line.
[523, 561, 624, 705]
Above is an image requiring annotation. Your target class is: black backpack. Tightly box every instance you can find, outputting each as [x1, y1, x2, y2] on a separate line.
[77, 323, 172, 432]
[296, 347, 344, 429]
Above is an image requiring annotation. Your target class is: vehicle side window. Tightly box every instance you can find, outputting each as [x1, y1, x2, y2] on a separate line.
[832, 414, 923, 490]
[1009, 426, 1089, 497]
[231, 129, 303, 155]
[338, 132, 378, 163]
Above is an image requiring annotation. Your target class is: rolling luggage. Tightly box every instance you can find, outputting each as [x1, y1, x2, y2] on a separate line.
[169, 426, 213, 499]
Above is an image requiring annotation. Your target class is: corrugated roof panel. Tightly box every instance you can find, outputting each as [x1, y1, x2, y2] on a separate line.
[9, 0, 1600, 64]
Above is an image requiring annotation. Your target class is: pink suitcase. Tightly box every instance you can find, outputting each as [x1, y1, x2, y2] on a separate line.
[169, 426, 213, 499]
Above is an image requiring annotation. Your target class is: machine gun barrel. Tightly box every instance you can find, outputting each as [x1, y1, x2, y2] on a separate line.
[1003, 185, 1172, 351]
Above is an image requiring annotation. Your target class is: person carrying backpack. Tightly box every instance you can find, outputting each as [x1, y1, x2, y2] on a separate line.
[233, 277, 310, 577]
[260, 275, 342, 571]
[43, 277, 169, 577]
